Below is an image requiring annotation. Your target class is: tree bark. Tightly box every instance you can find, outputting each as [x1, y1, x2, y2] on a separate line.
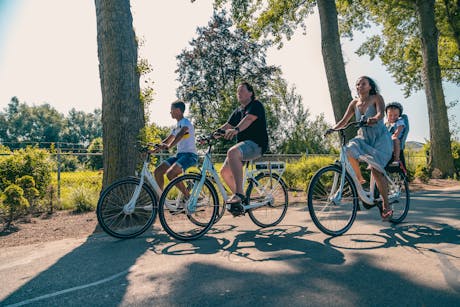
[317, 0, 354, 138]
[95, 0, 144, 188]
[416, 0, 454, 177]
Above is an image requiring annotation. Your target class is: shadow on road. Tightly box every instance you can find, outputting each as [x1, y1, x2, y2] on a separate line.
[1, 228, 152, 306]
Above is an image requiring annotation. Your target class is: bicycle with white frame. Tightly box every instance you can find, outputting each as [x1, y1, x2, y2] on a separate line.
[306, 119, 410, 236]
[96, 143, 174, 239]
[158, 132, 289, 241]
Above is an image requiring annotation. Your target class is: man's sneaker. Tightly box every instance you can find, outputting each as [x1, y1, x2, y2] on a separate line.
[227, 202, 245, 217]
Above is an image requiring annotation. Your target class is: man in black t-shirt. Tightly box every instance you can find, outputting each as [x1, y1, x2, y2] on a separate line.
[215, 82, 269, 216]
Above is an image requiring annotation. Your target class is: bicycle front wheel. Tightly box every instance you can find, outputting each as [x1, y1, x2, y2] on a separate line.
[247, 173, 289, 227]
[388, 170, 410, 223]
[159, 174, 218, 241]
[307, 165, 358, 236]
[96, 177, 157, 239]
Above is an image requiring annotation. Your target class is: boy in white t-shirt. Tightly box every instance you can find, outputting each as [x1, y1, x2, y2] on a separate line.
[154, 101, 198, 190]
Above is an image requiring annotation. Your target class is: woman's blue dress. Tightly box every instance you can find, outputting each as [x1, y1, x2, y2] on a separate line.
[346, 103, 393, 173]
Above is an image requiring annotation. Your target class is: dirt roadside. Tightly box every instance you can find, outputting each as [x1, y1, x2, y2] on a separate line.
[1, 179, 459, 248]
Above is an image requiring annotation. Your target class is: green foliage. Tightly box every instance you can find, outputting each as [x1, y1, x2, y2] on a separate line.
[86, 138, 103, 170]
[177, 10, 330, 154]
[54, 171, 102, 210]
[415, 164, 431, 183]
[339, 0, 460, 97]
[215, 0, 316, 47]
[176, 11, 281, 134]
[451, 141, 460, 176]
[0, 147, 53, 197]
[71, 186, 98, 213]
[16, 175, 39, 210]
[1, 184, 29, 226]
[283, 155, 336, 191]
[0, 97, 102, 149]
[60, 108, 102, 146]
[59, 154, 81, 172]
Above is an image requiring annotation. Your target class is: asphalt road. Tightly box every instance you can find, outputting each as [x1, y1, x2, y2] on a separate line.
[1, 187, 459, 307]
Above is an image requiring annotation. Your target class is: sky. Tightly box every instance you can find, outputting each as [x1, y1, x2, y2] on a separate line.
[0, 0, 458, 143]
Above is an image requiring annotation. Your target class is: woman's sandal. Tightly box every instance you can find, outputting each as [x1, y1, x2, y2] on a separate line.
[381, 208, 393, 221]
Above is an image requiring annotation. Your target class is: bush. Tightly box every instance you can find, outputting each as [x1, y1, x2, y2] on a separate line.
[58, 154, 81, 172]
[452, 141, 460, 177]
[283, 155, 336, 191]
[55, 171, 102, 210]
[71, 186, 98, 213]
[1, 184, 29, 228]
[86, 138, 103, 170]
[0, 147, 54, 197]
[415, 164, 430, 183]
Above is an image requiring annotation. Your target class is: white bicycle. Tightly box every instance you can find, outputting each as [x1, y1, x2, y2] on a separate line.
[307, 120, 410, 236]
[96, 143, 185, 239]
[158, 133, 289, 241]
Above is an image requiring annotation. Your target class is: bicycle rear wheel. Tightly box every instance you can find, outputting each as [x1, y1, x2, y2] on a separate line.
[388, 170, 410, 223]
[247, 173, 288, 227]
[96, 177, 157, 239]
[307, 165, 358, 236]
[159, 174, 218, 241]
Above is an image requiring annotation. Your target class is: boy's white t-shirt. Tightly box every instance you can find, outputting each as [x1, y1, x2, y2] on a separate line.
[171, 117, 197, 154]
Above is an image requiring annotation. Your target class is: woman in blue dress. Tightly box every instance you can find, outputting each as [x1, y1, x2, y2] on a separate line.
[332, 76, 393, 220]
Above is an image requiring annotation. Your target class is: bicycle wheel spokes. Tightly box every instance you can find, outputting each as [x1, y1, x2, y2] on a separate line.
[389, 171, 410, 223]
[307, 166, 358, 236]
[159, 174, 218, 241]
[247, 173, 288, 228]
[96, 178, 157, 239]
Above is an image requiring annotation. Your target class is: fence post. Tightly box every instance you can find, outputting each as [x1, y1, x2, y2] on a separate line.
[57, 142, 61, 206]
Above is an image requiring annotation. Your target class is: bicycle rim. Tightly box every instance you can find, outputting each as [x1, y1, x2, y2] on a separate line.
[307, 165, 358, 236]
[247, 173, 288, 227]
[389, 171, 410, 223]
[96, 178, 157, 239]
[159, 174, 218, 241]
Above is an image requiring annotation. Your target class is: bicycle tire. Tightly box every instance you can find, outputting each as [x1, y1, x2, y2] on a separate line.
[388, 170, 410, 223]
[307, 165, 359, 236]
[246, 172, 289, 227]
[96, 177, 157, 239]
[159, 174, 218, 241]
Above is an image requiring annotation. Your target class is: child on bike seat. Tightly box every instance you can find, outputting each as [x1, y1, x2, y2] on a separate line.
[385, 102, 408, 167]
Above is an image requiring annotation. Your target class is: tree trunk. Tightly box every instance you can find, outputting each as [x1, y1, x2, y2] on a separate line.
[416, 0, 454, 177]
[95, 0, 144, 188]
[317, 0, 354, 139]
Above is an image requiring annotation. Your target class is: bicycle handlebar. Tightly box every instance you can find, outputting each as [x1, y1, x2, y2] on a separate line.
[137, 142, 162, 154]
[325, 116, 368, 136]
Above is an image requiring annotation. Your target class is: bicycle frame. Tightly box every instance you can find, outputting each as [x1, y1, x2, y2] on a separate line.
[331, 125, 401, 206]
[123, 152, 163, 214]
[191, 142, 284, 212]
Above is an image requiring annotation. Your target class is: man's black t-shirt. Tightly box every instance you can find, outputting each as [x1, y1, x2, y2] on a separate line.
[227, 99, 269, 153]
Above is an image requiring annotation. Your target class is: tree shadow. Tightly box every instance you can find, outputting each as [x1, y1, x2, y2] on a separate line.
[324, 222, 460, 253]
[133, 247, 459, 306]
[0, 226, 154, 306]
[154, 224, 345, 265]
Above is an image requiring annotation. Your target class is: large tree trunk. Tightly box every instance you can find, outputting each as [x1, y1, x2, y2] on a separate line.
[317, 0, 354, 140]
[95, 0, 144, 188]
[317, 0, 353, 127]
[416, 0, 454, 177]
